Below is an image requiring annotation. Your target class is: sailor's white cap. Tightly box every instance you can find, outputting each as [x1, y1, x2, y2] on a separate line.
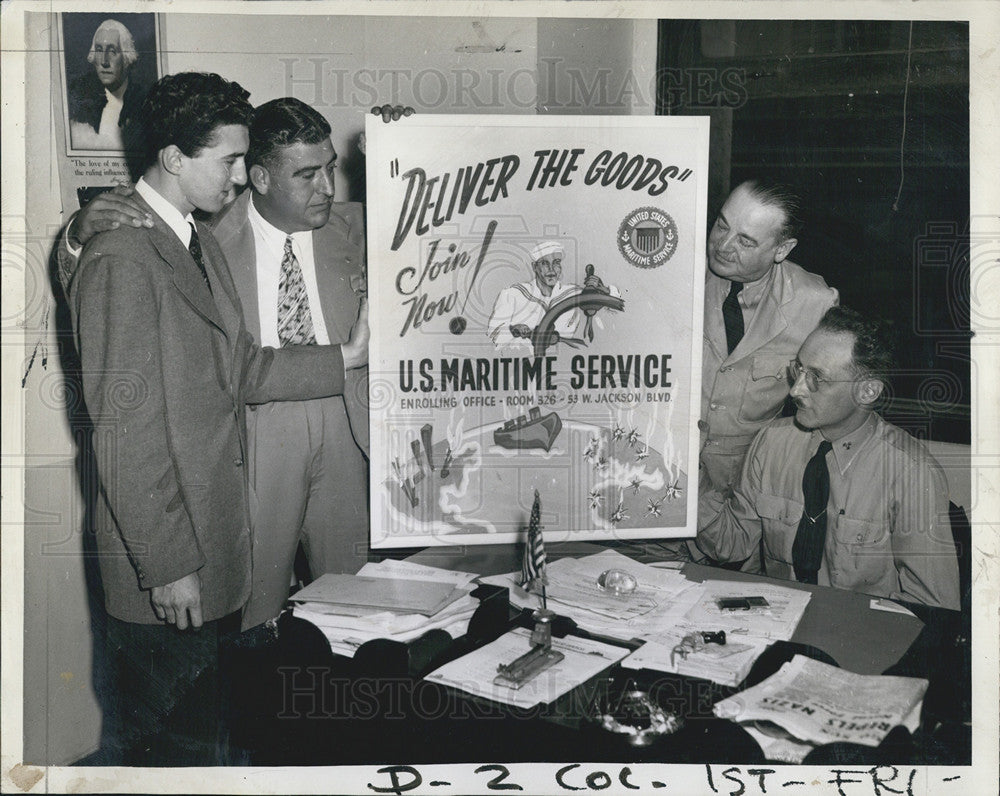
[530, 241, 564, 262]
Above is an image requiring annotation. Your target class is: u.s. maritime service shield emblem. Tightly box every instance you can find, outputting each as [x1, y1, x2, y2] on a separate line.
[617, 206, 678, 269]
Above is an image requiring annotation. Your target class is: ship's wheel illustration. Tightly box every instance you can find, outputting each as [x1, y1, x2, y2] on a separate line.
[530, 265, 625, 357]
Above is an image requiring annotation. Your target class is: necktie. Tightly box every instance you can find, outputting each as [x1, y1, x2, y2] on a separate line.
[187, 223, 212, 293]
[792, 439, 833, 584]
[277, 235, 317, 346]
[722, 280, 744, 355]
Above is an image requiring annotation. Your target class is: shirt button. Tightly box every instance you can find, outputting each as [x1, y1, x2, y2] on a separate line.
[856, 533, 864, 542]
[710, 402, 718, 410]
[234, 456, 244, 467]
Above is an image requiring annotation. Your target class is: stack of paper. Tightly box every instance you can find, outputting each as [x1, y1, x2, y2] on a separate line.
[714, 654, 927, 762]
[425, 627, 630, 710]
[480, 550, 703, 641]
[620, 629, 771, 687]
[291, 560, 481, 657]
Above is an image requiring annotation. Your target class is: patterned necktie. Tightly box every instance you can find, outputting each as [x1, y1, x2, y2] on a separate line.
[792, 439, 833, 584]
[722, 280, 744, 355]
[187, 223, 212, 292]
[277, 235, 317, 346]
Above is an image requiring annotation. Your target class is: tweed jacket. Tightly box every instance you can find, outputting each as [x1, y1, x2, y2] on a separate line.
[66, 192, 348, 623]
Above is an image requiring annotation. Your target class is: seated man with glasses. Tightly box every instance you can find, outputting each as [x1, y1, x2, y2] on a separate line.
[696, 306, 960, 609]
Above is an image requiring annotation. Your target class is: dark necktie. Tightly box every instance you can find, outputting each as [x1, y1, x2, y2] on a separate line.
[792, 439, 833, 584]
[187, 223, 212, 293]
[722, 280, 744, 355]
[277, 236, 317, 346]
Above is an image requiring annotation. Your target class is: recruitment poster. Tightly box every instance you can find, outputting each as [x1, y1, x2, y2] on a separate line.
[366, 116, 709, 547]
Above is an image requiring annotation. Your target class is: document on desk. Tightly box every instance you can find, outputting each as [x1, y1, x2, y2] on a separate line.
[679, 580, 811, 641]
[714, 654, 927, 749]
[620, 631, 771, 687]
[545, 550, 695, 618]
[425, 627, 630, 710]
[480, 550, 703, 641]
[289, 573, 465, 616]
[357, 558, 480, 587]
[293, 592, 480, 657]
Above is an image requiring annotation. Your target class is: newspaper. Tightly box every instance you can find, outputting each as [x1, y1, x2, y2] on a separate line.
[713, 654, 927, 748]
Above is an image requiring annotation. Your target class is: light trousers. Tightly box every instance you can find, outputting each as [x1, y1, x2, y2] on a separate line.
[243, 395, 369, 630]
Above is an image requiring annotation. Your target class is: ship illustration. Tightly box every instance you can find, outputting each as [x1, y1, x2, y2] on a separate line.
[494, 407, 563, 452]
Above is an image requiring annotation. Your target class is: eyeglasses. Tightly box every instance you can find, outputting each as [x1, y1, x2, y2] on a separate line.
[787, 359, 857, 392]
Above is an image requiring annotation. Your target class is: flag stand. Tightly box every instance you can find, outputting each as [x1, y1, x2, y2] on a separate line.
[494, 490, 565, 690]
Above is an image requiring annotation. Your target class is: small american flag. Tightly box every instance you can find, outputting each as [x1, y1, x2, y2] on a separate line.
[521, 490, 546, 592]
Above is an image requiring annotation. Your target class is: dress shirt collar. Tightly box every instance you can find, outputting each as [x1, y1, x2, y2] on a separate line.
[821, 412, 878, 473]
[248, 193, 311, 249]
[705, 263, 774, 310]
[135, 177, 194, 248]
[737, 265, 774, 309]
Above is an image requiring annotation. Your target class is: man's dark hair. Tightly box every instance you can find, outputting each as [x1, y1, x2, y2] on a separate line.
[737, 178, 803, 240]
[137, 72, 252, 173]
[246, 97, 332, 170]
[817, 306, 895, 380]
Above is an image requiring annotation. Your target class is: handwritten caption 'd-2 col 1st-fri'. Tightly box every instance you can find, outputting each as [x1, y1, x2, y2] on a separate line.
[363, 762, 962, 795]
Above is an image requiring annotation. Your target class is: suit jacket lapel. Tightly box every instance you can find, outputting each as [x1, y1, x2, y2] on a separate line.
[138, 195, 226, 334]
[196, 220, 244, 339]
[210, 191, 262, 340]
[313, 206, 362, 344]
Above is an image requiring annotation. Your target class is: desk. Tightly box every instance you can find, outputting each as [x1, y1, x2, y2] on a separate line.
[408, 542, 927, 675]
[223, 543, 970, 766]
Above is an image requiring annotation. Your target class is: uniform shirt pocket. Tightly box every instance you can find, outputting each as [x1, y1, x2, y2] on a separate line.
[757, 493, 802, 565]
[738, 356, 790, 424]
[828, 515, 891, 587]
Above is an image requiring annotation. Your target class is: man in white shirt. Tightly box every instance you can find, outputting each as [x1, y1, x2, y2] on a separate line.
[62, 71, 368, 763]
[63, 100, 410, 634]
[210, 98, 371, 631]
